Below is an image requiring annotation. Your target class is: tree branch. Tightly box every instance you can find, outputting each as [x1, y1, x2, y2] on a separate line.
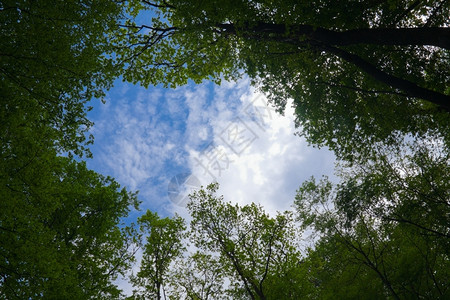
[319, 44, 450, 112]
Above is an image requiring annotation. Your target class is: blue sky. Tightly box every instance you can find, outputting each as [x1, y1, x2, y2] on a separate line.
[86, 76, 336, 221]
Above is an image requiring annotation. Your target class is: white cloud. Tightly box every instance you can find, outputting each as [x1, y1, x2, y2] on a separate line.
[87, 82, 189, 207]
[171, 80, 336, 217]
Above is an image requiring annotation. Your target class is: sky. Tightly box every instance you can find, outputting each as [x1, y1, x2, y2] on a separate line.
[85, 76, 336, 295]
[86, 76, 336, 219]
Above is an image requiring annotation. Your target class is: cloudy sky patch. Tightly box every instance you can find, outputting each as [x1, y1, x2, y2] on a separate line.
[87, 77, 335, 218]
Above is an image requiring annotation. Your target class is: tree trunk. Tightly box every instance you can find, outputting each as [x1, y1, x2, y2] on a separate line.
[328, 27, 450, 49]
[219, 22, 450, 49]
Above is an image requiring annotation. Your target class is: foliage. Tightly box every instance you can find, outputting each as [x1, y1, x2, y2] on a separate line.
[116, 0, 450, 161]
[1, 0, 123, 157]
[295, 137, 450, 299]
[130, 211, 186, 300]
[131, 139, 449, 299]
[0, 155, 140, 299]
[187, 183, 311, 299]
[167, 252, 227, 300]
[0, 2, 139, 298]
[2, 1, 448, 299]
[131, 184, 314, 299]
[130, 184, 313, 300]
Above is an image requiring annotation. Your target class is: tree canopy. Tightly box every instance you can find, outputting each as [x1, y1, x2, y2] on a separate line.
[1, 1, 141, 298]
[187, 183, 308, 299]
[129, 147, 449, 298]
[0, 155, 139, 299]
[130, 211, 186, 300]
[2, 1, 449, 298]
[1, 0, 123, 157]
[131, 183, 313, 299]
[116, 0, 450, 161]
[295, 137, 450, 299]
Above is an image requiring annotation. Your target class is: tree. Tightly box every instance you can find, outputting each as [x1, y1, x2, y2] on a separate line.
[1, 0, 124, 157]
[187, 183, 311, 299]
[130, 211, 186, 300]
[116, 0, 450, 161]
[294, 136, 450, 299]
[0, 2, 144, 297]
[1, 2, 141, 298]
[0, 155, 140, 299]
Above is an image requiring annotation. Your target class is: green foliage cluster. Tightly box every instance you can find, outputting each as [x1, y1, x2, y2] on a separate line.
[188, 184, 307, 299]
[130, 184, 312, 299]
[295, 137, 449, 299]
[1, 0, 122, 157]
[1, 1, 140, 298]
[1, 156, 139, 299]
[130, 211, 186, 300]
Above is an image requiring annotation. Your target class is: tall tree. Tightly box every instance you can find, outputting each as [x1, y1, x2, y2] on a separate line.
[294, 136, 450, 299]
[130, 211, 186, 300]
[0, 155, 140, 299]
[116, 0, 449, 161]
[187, 183, 311, 299]
[167, 252, 227, 300]
[1, 1, 140, 298]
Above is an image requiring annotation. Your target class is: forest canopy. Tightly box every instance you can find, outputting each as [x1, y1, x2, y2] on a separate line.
[1, 1, 139, 298]
[1, 0, 449, 298]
